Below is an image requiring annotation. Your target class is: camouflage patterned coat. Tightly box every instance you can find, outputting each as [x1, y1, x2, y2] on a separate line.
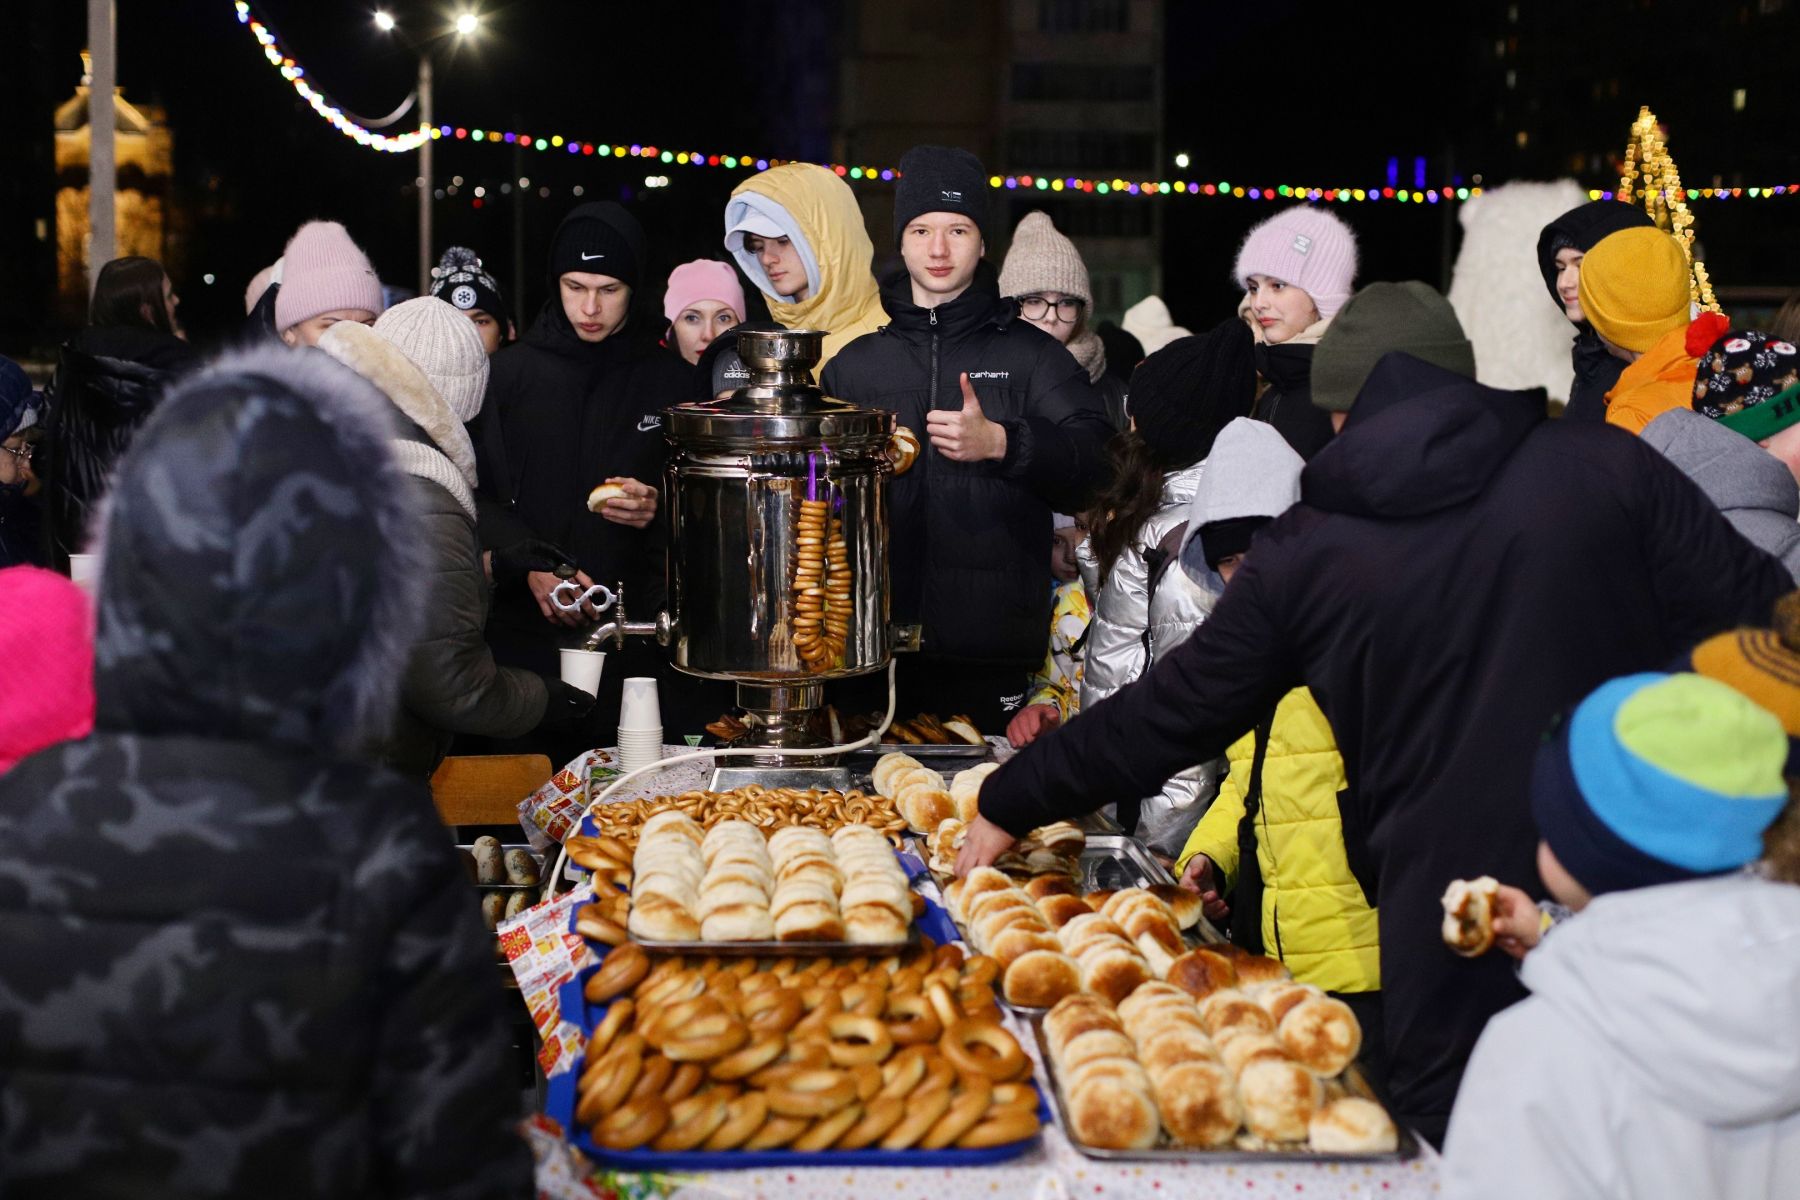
[0, 346, 532, 1198]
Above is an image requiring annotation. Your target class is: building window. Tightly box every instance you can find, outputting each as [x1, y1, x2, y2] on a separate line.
[1037, 0, 1129, 33]
[1733, 87, 1748, 111]
[1013, 63, 1155, 103]
[1004, 128, 1156, 172]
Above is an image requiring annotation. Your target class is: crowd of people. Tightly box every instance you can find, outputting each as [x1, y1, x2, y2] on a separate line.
[3, 141, 1800, 1198]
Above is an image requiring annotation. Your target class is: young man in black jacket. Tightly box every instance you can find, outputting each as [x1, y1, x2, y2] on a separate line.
[961, 282, 1793, 1146]
[822, 146, 1112, 729]
[471, 201, 695, 751]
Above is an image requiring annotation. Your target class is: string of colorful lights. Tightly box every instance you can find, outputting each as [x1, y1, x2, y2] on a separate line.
[234, 2, 1796, 204]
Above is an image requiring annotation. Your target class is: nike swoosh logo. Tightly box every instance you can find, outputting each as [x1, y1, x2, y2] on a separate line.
[580, 251, 605, 261]
[637, 416, 662, 432]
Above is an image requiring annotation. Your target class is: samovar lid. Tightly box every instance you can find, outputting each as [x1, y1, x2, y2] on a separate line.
[669, 324, 894, 448]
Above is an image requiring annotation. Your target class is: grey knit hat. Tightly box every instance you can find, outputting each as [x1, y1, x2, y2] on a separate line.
[1310, 281, 1476, 412]
[998, 211, 1091, 306]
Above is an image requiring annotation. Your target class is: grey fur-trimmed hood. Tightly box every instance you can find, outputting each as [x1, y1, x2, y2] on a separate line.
[87, 344, 427, 754]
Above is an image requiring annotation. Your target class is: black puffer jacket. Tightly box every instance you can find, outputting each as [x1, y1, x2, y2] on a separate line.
[379, 469, 548, 776]
[0, 346, 531, 1199]
[1251, 341, 1336, 459]
[1536, 199, 1657, 422]
[40, 323, 198, 566]
[981, 354, 1791, 1142]
[821, 263, 1112, 667]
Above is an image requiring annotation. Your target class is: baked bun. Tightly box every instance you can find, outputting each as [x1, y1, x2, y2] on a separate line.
[871, 752, 923, 796]
[1237, 1058, 1324, 1143]
[942, 715, 985, 747]
[898, 788, 956, 835]
[988, 924, 1061, 967]
[627, 894, 701, 942]
[1166, 947, 1239, 1000]
[1066, 1075, 1161, 1151]
[1036, 893, 1095, 930]
[1000, 948, 1080, 1008]
[1218, 1031, 1290, 1077]
[1058, 913, 1130, 957]
[1198, 990, 1277, 1041]
[1250, 981, 1320, 1026]
[586, 481, 629, 511]
[1044, 994, 1123, 1048]
[1152, 1060, 1244, 1147]
[1024, 873, 1081, 901]
[1307, 1096, 1399, 1154]
[1080, 947, 1153, 1006]
[1135, 1024, 1220, 1077]
[1114, 981, 1190, 1022]
[843, 904, 909, 944]
[887, 425, 921, 476]
[1441, 875, 1500, 957]
[1278, 996, 1362, 1077]
[1146, 883, 1204, 930]
[773, 901, 845, 942]
[700, 904, 776, 941]
[1232, 953, 1292, 986]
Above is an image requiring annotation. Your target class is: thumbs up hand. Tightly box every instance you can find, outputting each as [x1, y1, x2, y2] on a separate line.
[925, 373, 1009, 462]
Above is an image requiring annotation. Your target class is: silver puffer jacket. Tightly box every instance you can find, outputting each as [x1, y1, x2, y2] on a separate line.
[1075, 460, 1223, 855]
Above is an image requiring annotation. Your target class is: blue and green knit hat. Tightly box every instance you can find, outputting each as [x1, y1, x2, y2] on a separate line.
[1532, 673, 1788, 896]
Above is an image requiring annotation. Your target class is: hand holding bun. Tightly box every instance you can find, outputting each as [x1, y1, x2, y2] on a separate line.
[587, 481, 630, 512]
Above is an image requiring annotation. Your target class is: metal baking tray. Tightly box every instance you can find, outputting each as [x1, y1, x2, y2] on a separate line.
[1078, 834, 1177, 891]
[1031, 1018, 1418, 1163]
[869, 741, 990, 760]
[631, 930, 918, 956]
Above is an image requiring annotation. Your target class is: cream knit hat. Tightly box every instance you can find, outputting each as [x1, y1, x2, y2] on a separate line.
[373, 297, 490, 423]
[998, 211, 1092, 306]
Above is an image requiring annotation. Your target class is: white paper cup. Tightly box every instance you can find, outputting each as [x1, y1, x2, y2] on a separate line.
[559, 648, 607, 696]
[617, 737, 664, 772]
[67, 554, 100, 591]
[619, 676, 662, 730]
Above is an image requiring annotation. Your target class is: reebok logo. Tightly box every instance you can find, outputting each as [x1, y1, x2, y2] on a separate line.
[999, 692, 1025, 713]
[966, 370, 1010, 381]
[580, 251, 606, 261]
[940, 189, 963, 202]
[637, 415, 663, 432]
[1292, 234, 1312, 255]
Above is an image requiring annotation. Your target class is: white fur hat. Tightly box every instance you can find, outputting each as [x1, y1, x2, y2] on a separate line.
[373, 297, 490, 423]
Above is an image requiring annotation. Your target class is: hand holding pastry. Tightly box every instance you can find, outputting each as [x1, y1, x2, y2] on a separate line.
[1488, 881, 1544, 960]
[1178, 854, 1230, 921]
[591, 477, 659, 529]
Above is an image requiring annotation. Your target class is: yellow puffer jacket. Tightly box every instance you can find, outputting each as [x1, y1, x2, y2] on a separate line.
[727, 165, 887, 371]
[1176, 687, 1380, 994]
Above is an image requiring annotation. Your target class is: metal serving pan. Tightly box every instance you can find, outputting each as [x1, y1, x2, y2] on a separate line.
[1031, 1018, 1418, 1163]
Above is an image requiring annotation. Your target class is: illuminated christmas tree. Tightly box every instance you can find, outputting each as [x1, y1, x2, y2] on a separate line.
[1619, 106, 1720, 312]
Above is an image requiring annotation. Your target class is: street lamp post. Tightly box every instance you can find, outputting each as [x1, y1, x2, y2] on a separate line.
[375, 10, 478, 295]
[418, 54, 433, 295]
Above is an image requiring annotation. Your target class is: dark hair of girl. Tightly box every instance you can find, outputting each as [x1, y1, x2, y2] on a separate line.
[1086, 429, 1170, 589]
[90, 256, 172, 334]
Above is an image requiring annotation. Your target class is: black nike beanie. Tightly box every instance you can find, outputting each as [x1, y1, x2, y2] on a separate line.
[546, 201, 646, 293]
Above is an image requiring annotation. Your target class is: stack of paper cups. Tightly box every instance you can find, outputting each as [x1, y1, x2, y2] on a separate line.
[616, 676, 664, 773]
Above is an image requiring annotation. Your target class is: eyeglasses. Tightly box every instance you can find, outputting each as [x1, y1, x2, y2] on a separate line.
[1, 443, 32, 464]
[1017, 295, 1084, 323]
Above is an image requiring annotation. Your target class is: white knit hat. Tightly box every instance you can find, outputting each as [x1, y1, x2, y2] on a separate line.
[373, 297, 490, 422]
[998, 211, 1092, 306]
[1232, 206, 1359, 318]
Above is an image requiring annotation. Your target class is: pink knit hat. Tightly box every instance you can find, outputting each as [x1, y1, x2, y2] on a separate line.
[274, 221, 384, 332]
[663, 259, 748, 326]
[0, 566, 94, 774]
[1232, 206, 1359, 317]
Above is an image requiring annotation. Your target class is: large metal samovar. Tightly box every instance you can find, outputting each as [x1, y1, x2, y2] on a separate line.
[576, 327, 894, 787]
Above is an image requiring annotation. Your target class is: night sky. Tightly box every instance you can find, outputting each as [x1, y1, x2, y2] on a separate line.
[20, 0, 1800, 351]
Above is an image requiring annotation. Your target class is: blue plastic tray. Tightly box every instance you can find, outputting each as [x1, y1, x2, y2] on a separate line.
[547, 854, 1045, 1170]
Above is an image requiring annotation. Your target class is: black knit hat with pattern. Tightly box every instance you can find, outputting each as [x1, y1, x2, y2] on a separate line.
[1125, 319, 1259, 469]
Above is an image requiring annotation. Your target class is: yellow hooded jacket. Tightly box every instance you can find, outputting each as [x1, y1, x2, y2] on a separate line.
[726, 165, 887, 371]
[1176, 687, 1381, 994]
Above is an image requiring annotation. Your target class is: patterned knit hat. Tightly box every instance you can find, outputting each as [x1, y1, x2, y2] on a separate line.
[1691, 328, 1800, 441]
[1690, 592, 1800, 739]
[274, 221, 384, 333]
[1532, 673, 1788, 896]
[1233, 206, 1359, 318]
[0, 566, 94, 773]
[430, 246, 511, 328]
[998, 212, 1092, 307]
